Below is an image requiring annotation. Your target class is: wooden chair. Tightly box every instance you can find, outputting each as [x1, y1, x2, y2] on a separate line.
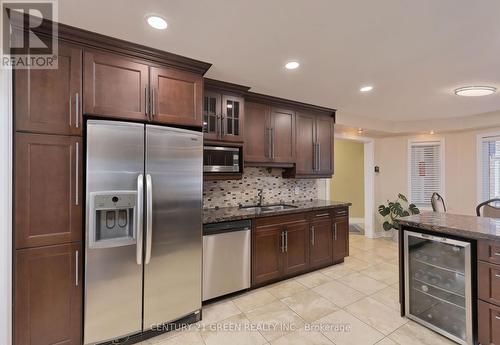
[431, 192, 447, 212]
[476, 198, 500, 218]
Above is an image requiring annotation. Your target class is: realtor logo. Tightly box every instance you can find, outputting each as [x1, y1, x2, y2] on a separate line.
[1, 0, 58, 69]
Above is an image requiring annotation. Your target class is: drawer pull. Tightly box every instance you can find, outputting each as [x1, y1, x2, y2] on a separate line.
[496, 315, 500, 320]
[494, 252, 500, 256]
[495, 274, 500, 278]
[315, 213, 330, 217]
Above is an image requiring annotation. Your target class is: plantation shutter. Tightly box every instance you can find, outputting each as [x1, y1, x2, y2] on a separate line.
[481, 136, 500, 203]
[409, 141, 442, 207]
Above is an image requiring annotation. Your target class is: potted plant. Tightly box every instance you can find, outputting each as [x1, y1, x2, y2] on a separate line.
[378, 193, 420, 237]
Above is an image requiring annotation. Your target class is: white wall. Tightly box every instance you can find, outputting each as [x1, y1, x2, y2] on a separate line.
[374, 127, 500, 232]
[0, 68, 13, 345]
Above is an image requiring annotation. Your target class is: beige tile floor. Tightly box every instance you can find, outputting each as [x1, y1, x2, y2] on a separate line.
[139, 234, 455, 345]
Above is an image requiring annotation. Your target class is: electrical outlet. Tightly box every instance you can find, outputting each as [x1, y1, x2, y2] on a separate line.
[294, 186, 300, 195]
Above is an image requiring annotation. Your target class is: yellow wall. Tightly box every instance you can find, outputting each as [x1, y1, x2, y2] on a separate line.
[331, 139, 364, 218]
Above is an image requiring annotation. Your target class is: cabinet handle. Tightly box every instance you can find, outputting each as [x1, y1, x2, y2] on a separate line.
[271, 128, 275, 159]
[267, 128, 272, 158]
[285, 230, 288, 252]
[317, 142, 321, 170]
[280, 231, 285, 253]
[312, 143, 316, 171]
[334, 223, 337, 241]
[75, 250, 79, 286]
[495, 274, 500, 278]
[496, 315, 500, 320]
[311, 226, 315, 245]
[316, 213, 329, 217]
[494, 252, 500, 256]
[75, 142, 79, 206]
[69, 94, 72, 126]
[144, 87, 148, 116]
[151, 88, 156, 117]
[75, 92, 79, 128]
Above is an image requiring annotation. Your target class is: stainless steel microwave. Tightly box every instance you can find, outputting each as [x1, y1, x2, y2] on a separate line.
[203, 146, 240, 173]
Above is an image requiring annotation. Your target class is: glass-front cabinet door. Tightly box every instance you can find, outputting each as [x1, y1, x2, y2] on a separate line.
[203, 91, 221, 140]
[404, 230, 472, 345]
[221, 95, 244, 142]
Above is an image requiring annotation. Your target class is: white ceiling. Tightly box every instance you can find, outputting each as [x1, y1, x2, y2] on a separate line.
[58, 0, 500, 124]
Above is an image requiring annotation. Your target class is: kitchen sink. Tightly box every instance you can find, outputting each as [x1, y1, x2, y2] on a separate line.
[239, 204, 298, 213]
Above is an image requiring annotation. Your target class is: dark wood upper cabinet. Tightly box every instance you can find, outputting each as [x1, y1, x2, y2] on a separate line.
[150, 67, 203, 127]
[203, 79, 249, 142]
[244, 102, 295, 166]
[203, 90, 221, 141]
[310, 217, 333, 268]
[83, 51, 149, 121]
[294, 112, 316, 176]
[269, 108, 295, 163]
[252, 224, 283, 285]
[15, 243, 82, 345]
[15, 43, 82, 136]
[283, 221, 309, 275]
[15, 133, 82, 249]
[333, 216, 349, 262]
[285, 111, 334, 178]
[244, 101, 269, 162]
[316, 116, 334, 175]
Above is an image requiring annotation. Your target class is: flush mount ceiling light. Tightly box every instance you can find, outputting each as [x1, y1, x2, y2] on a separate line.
[360, 85, 373, 92]
[357, 128, 364, 134]
[454, 86, 496, 97]
[285, 61, 300, 70]
[429, 130, 435, 135]
[146, 15, 168, 30]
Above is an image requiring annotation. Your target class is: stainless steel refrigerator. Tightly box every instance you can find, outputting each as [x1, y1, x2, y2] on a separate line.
[84, 120, 203, 345]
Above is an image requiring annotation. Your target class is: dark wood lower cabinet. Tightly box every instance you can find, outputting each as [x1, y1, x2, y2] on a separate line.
[283, 221, 309, 275]
[333, 216, 349, 262]
[310, 217, 333, 268]
[478, 300, 500, 345]
[15, 243, 82, 345]
[252, 210, 348, 286]
[252, 224, 284, 285]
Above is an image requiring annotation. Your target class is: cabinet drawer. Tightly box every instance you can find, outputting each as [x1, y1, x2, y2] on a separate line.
[478, 300, 500, 345]
[332, 207, 348, 218]
[254, 213, 307, 228]
[479, 240, 500, 265]
[479, 261, 500, 306]
[310, 210, 332, 219]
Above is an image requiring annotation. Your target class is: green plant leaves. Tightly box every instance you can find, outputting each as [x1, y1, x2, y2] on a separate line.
[382, 221, 393, 231]
[378, 205, 390, 217]
[389, 202, 404, 217]
[409, 203, 420, 214]
[398, 193, 408, 202]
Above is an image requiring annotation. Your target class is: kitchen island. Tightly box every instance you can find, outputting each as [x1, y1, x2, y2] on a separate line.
[396, 212, 500, 345]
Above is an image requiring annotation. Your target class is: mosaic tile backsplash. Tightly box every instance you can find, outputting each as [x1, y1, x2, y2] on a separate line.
[203, 167, 318, 209]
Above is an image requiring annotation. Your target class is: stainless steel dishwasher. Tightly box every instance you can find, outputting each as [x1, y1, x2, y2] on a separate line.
[203, 219, 251, 301]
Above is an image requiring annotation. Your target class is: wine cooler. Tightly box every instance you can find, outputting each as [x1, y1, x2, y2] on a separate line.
[404, 230, 472, 345]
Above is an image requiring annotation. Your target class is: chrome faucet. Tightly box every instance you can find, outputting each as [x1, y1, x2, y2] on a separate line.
[257, 189, 264, 207]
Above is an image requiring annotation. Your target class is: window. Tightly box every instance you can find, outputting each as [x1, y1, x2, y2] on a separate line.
[408, 140, 444, 208]
[478, 134, 500, 202]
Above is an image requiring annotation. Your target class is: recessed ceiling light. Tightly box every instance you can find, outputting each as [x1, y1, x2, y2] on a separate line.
[454, 86, 496, 97]
[360, 85, 373, 92]
[357, 128, 364, 134]
[146, 15, 168, 30]
[285, 61, 300, 70]
[429, 130, 435, 135]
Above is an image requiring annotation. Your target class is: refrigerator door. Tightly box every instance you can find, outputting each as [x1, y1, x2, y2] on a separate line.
[143, 125, 203, 329]
[85, 120, 145, 344]
[404, 231, 472, 345]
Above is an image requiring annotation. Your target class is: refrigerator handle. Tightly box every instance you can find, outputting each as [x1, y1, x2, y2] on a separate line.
[136, 174, 144, 265]
[145, 174, 153, 264]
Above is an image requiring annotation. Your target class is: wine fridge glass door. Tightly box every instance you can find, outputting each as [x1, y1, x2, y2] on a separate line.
[404, 230, 472, 345]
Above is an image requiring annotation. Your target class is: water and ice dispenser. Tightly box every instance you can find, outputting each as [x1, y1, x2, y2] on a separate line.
[88, 191, 137, 248]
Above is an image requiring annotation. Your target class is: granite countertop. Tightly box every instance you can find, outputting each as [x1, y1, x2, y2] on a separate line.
[203, 199, 352, 224]
[396, 212, 500, 240]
